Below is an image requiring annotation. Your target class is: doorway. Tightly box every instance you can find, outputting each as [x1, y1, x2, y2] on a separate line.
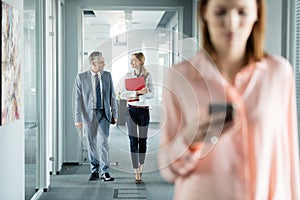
[81, 9, 181, 123]
[78, 8, 181, 164]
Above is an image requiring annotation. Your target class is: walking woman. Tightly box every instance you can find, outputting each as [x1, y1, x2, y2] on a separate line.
[123, 52, 154, 184]
[158, 0, 300, 199]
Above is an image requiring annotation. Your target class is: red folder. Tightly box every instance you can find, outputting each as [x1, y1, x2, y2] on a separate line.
[125, 77, 145, 91]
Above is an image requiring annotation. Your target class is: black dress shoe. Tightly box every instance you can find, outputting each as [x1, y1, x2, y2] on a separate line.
[89, 172, 99, 181]
[101, 173, 114, 182]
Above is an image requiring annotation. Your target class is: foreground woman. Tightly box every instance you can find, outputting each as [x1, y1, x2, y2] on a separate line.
[158, 0, 300, 199]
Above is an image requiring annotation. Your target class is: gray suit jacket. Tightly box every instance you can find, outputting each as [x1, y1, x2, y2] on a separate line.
[73, 70, 118, 125]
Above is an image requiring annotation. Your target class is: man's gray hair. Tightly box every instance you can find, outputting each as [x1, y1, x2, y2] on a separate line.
[89, 51, 102, 64]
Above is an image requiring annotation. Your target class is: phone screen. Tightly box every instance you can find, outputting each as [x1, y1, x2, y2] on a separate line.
[209, 103, 234, 122]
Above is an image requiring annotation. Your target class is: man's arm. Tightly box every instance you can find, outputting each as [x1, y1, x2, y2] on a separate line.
[109, 72, 118, 121]
[75, 122, 83, 129]
[73, 74, 83, 127]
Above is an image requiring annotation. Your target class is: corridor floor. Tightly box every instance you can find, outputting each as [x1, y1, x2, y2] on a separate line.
[38, 125, 174, 200]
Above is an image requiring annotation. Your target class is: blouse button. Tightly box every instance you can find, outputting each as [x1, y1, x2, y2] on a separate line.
[211, 136, 219, 144]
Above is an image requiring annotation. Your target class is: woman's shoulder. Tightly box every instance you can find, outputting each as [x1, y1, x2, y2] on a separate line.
[265, 54, 291, 66]
[125, 69, 135, 77]
[172, 53, 204, 71]
[171, 51, 215, 78]
[254, 54, 294, 83]
[262, 54, 293, 75]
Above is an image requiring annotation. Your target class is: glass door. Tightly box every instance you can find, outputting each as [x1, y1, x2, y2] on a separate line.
[24, 0, 41, 199]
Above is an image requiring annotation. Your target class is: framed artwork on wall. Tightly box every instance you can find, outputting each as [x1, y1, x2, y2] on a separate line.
[1, 1, 21, 126]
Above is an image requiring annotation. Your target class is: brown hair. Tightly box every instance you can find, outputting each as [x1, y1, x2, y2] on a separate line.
[198, 0, 266, 62]
[132, 52, 149, 79]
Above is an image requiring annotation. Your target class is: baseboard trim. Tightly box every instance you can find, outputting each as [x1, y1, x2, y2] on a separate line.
[30, 189, 43, 200]
[63, 162, 80, 166]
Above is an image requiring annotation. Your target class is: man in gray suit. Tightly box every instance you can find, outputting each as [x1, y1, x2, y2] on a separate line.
[73, 51, 118, 181]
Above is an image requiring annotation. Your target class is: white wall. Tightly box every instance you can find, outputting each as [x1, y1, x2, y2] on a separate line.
[0, 0, 24, 199]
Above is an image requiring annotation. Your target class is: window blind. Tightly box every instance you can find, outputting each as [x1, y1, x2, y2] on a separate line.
[293, 0, 300, 138]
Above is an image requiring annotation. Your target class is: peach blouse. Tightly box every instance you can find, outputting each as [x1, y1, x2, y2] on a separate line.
[158, 52, 300, 200]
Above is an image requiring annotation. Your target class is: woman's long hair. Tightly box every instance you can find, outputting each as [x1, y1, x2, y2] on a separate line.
[132, 52, 149, 79]
[198, 0, 266, 62]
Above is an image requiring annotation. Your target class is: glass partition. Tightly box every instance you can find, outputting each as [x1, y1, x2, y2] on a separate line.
[24, 0, 40, 199]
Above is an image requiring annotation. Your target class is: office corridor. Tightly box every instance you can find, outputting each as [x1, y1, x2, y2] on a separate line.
[38, 125, 174, 200]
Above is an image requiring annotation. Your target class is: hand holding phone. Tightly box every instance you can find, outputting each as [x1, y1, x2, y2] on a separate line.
[209, 103, 234, 123]
[183, 103, 235, 146]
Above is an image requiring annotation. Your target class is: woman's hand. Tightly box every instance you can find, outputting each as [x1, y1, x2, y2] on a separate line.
[127, 97, 139, 102]
[183, 107, 235, 146]
[136, 87, 148, 95]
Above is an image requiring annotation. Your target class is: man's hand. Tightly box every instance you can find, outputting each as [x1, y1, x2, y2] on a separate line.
[75, 122, 83, 129]
[111, 118, 117, 125]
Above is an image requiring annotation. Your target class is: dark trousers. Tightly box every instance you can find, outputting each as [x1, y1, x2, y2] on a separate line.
[126, 106, 150, 169]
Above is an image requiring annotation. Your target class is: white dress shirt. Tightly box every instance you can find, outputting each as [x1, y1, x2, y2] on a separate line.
[90, 70, 103, 109]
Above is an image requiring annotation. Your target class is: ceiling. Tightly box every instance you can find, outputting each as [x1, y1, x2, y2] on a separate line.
[83, 9, 177, 53]
[85, 10, 165, 31]
[84, 10, 166, 37]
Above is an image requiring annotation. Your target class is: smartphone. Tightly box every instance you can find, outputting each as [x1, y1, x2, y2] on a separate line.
[209, 103, 235, 123]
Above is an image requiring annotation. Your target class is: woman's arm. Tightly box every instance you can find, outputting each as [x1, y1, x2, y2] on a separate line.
[142, 74, 154, 99]
[286, 70, 300, 199]
[158, 70, 201, 183]
[120, 72, 138, 99]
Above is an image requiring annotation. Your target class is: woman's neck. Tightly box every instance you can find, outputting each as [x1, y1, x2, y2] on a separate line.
[134, 67, 141, 76]
[215, 52, 247, 84]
